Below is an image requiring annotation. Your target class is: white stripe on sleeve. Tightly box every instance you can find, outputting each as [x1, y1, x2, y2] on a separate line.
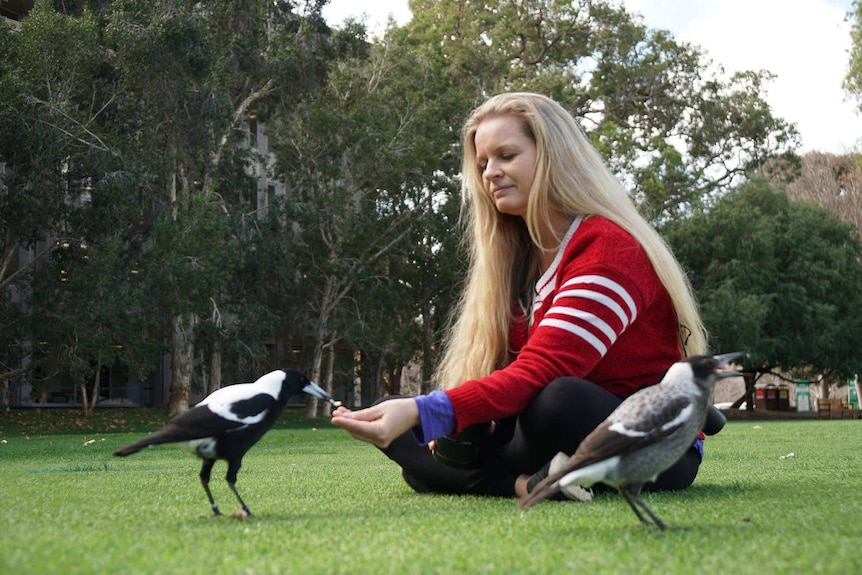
[538, 318, 609, 356]
[559, 275, 638, 322]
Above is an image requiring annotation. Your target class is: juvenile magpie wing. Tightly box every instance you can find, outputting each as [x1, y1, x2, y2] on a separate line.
[566, 393, 693, 467]
[607, 393, 694, 451]
[519, 394, 693, 508]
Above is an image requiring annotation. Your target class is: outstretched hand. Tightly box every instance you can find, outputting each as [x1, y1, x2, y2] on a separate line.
[330, 398, 420, 449]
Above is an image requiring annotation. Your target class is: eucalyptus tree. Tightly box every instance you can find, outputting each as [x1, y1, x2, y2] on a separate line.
[405, 0, 798, 220]
[0, 1, 154, 409]
[665, 180, 862, 407]
[102, 0, 332, 414]
[269, 19, 471, 411]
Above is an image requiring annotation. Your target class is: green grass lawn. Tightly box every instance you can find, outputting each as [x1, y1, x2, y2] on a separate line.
[1, 410, 860, 574]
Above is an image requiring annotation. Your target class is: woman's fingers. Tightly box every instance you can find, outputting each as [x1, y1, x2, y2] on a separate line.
[330, 398, 420, 448]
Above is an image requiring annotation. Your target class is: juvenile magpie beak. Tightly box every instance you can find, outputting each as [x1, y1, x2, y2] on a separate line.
[114, 369, 335, 517]
[520, 352, 745, 530]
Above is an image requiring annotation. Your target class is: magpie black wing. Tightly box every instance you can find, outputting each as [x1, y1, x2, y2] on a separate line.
[113, 405, 246, 456]
[228, 394, 276, 421]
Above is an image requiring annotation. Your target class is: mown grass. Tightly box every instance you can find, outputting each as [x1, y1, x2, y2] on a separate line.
[1, 411, 860, 575]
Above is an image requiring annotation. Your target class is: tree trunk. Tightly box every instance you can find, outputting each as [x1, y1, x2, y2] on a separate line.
[372, 354, 385, 402]
[208, 338, 222, 395]
[732, 372, 758, 411]
[80, 362, 102, 416]
[168, 314, 196, 416]
[352, 350, 362, 408]
[80, 384, 89, 416]
[305, 321, 327, 418]
[385, 365, 403, 396]
[421, 303, 434, 394]
[88, 362, 101, 415]
[324, 339, 336, 415]
[306, 277, 338, 418]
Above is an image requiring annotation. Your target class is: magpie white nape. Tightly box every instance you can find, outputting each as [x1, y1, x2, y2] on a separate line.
[519, 352, 745, 530]
[114, 369, 336, 518]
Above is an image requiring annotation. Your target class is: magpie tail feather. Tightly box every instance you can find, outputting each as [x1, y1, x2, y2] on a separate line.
[520, 471, 569, 510]
[113, 440, 152, 456]
[113, 430, 189, 456]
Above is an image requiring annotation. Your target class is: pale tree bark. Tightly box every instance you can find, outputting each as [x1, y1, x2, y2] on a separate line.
[79, 360, 102, 416]
[305, 274, 347, 418]
[305, 313, 328, 418]
[207, 338, 223, 396]
[323, 335, 337, 415]
[168, 314, 196, 416]
[352, 350, 362, 408]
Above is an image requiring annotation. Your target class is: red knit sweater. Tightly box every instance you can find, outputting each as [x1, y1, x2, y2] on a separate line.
[445, 215, 682, 432]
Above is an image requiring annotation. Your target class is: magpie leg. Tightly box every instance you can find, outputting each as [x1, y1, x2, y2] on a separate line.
[225, 459, 252, 516]
[620, 486, 666, 530]
[631, 494, 666, 530]
[200, 459, 222, 516]
[619, 487, 651, 526]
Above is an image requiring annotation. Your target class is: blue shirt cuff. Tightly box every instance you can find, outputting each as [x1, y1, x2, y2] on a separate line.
[693, 437, 704, 460]
[412, 390, 457, 445]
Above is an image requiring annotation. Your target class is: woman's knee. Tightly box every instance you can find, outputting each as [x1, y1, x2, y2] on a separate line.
[520, 377, 620, 435]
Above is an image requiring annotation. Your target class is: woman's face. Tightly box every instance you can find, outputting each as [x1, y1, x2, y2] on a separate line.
[474, 114, 538, 218]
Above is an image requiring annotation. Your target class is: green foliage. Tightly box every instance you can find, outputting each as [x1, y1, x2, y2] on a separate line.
[846, 1, 862, 108]
[0, 0, 821, 406]
[267, 21, 471, 390]
[405, 0, 798, 220]
[666, 180, 862, 378]
[0, 420, 860, 574]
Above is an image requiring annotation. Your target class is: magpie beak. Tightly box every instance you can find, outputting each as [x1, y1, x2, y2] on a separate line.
[712, 351, 745, 377]
[303, 381, 337, 405]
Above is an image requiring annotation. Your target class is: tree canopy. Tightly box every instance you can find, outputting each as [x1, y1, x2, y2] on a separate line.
[665, 180, 862, 396]
[1, 0, 852, 413]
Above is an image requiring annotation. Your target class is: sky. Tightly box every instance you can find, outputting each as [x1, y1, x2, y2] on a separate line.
[322, 0, 862, 155]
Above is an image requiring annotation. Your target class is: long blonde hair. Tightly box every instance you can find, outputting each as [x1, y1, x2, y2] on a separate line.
[434, 92, 706, 390]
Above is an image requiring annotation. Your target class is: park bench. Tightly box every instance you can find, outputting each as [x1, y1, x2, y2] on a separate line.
[817, 397, 857, 419]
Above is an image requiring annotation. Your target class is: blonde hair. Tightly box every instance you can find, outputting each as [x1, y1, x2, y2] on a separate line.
[434, 92, 706, 390]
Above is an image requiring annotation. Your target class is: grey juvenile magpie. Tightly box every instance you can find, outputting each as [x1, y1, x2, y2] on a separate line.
[519, 352, 743, 530]
[114, 369, 336, 517]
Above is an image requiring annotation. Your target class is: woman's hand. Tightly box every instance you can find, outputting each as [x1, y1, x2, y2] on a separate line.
[330, 398, 420, 449]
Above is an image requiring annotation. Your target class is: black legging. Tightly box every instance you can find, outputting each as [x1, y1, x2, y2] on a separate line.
[377, 377, 702, 497]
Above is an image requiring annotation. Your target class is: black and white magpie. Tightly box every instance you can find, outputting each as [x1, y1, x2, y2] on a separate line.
[114, 369, 336, 517]
[519, 352, 744, 530]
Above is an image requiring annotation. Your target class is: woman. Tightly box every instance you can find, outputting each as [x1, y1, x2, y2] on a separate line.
[331, 92, 708, 498]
